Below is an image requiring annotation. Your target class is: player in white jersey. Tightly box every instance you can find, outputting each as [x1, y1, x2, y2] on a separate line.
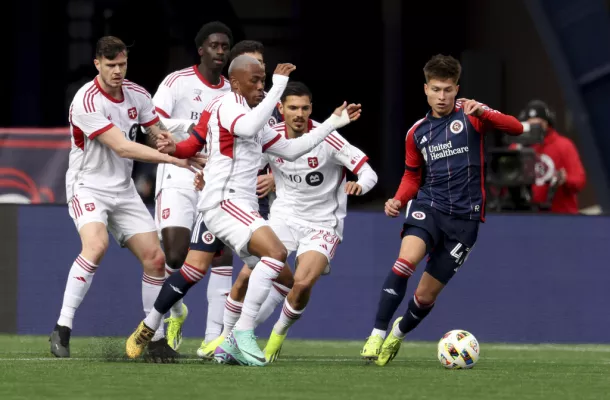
[50, 36, 203, 362]
[212, 82, 378, 362]
[150, 21, 235, 351]
[125, 55, 361, 366]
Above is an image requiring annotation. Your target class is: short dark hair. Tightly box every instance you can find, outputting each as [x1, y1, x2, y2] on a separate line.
[95, 36, 127, 60]
[229, 40, 264, 63]
[423, 54, 461, 84]
[281, 82, 313, 103]
[194, 21, 233, 48]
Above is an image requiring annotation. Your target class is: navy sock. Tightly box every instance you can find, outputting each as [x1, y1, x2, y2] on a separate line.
[398, 295, 435, 334]
[373, 258, 415, 331]
[154, 262, 205, 314]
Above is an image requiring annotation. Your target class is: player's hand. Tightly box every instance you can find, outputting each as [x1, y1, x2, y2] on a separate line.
[157, 131, 176, 154]
[385, 198, 402, 218]
[345, 181, 362, 196]
[257, 173, 275, 198]
[458, 98, 484, 117]
[193, 171, 205, 191]
[172, 153, 206, 173]
[273, 63, 296, 76]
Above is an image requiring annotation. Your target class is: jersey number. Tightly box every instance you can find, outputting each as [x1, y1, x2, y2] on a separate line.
[449, 243, 470, 267]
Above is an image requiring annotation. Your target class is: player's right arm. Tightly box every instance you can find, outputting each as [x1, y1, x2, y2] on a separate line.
[70, 107, 201, 172]
[219, 64, 295, 139]
[387, 125, 424, 217]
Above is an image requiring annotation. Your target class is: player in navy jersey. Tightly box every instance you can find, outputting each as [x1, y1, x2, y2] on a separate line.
[360, 54, 524, 365]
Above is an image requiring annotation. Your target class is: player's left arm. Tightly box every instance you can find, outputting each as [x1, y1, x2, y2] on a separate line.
[458, 98, 524, 135]
[328, 131, 378, 196]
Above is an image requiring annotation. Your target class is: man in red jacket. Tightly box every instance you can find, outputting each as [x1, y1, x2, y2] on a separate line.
[519, 100, 586, 214]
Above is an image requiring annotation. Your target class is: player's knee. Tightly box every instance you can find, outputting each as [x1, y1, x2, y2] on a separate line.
[267, 245, 288, 263]
[165, 247, 188, 270]
[143, 247, 166, 275]
[82, 239, 109, 261]
[413, 289, 436, 306]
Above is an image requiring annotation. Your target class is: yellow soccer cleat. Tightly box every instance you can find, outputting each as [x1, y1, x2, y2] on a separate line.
[375, 317, 404, 366]
[263, 331, 287, 363]
[126, 321, 155, 359]
[360, 334, 385, 361]
[164, 303, 189, 351]
[196, 334, 225, 359]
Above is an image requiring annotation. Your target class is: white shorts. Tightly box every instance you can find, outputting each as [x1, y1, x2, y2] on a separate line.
[154, 188, 198, 232]
[268, 215, 340, 274]
[68, 191, 156, 246]
[201, 199, 267, 267]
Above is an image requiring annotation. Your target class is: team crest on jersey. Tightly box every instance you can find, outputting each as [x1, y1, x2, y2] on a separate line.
[350, 154, 361, 165]
[450, 120, 464, 134]
[202, 231, 215, 245]
[268, 116, 278, 126]
[84, 203, 95, 212]
[162, 208, 170, 219]
[127, 107, 138, 120]
[308, 157, 319, 168]
[412, 211, 426, 220]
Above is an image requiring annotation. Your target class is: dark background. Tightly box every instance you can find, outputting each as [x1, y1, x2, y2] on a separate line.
[0, 0, 605, 210]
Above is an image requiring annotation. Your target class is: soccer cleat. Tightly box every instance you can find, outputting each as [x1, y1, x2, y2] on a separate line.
[164, 303, 188, 351]
[263, 331, 287, 363]
[376, 317, 404, 366]
[233, 329, 267, 366]
[145, 337, 179, 363]
[213, 331, 248, 365]
[360, 334, 384, 361]
[49, 324, 71, 358]
[126, 321, 155, 359]
[197, 335, 225, 359]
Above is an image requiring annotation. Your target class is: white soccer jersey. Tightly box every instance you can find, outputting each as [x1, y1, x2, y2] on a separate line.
[66, 77, 159, 200]
[197, 92, 285, 211]
[264, 120, 369, 239]
[153, 65, 230, 195]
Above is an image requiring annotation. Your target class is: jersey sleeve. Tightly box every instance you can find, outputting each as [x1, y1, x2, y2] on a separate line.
[138, 92, 160, 128]
[393, 126, 424, 205]
[152, 76, 177, 118]
[326, 131, 369, 173]
[70, 98, 114, 139]
[465, 103, 523, 135]
[218, 94, 248, 135]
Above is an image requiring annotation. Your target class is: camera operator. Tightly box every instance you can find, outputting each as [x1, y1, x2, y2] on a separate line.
[517, 100, 586, 214]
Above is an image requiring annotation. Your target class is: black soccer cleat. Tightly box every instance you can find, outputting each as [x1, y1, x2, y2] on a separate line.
[145, 338, 179, 364]
[50, 324, 71, 358]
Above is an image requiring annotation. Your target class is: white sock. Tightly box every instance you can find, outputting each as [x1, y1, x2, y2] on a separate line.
[57, 255, 98, 329]
[142, 273, 166, 341]
[273, 298, 304, 335]
[370, 328, 387, 340]
[255, 281, 289, 328]
[235, 257, 284, 331]
[144, 308, 164, 331]
[165, 265, 184, 318]
[392, 323, 407, 339]
[206, 266, 233, 342]
[221, 295, 243, 337]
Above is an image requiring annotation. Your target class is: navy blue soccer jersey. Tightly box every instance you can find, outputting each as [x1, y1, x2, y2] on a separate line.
[394, 102, 523, 221]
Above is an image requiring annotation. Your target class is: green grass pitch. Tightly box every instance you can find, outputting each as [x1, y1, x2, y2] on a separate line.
[1, 335, 610, 399]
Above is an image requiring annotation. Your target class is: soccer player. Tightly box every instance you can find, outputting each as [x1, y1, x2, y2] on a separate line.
[51, 36, 203, 360]
[359, 54, 524, 366]
[215, 81, 378, 363]
[194, 39, 287, 358]
[125, 55, 361, 366]
[152, 21, 234, 351]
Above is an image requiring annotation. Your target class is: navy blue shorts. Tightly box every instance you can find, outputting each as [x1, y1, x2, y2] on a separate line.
[189, 212, 225, 256]
[258, 196, 270, 220]
[401, 199, 479, 285]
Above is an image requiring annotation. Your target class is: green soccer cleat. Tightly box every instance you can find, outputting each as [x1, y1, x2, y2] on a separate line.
[360, 334, 385, 361]
[213, 331, 249, 366]
[233, 329, 267, 367]
[197, 335, 225, 359]
[164, 303, 188, 351]
[263, 330, 287, 363]
[375, 317, 404, 366]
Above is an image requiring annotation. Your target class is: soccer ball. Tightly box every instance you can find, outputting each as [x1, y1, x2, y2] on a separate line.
[437, 329, 480, 369]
